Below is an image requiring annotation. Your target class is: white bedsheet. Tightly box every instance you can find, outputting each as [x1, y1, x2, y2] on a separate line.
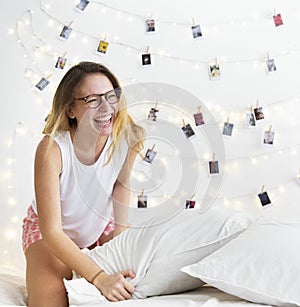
[0, 266, 271, 307]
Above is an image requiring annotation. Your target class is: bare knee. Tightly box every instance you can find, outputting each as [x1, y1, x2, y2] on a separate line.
[25, 240, 72, 307]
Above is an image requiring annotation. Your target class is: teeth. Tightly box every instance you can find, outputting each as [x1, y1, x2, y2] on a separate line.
[95, 115, 112, 122]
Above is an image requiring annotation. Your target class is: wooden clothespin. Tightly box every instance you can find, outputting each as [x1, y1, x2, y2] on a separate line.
[154, 102, 158, 109]
[149, 13, 153, 19]
[182, 119, 186, 128]
[146, 46, 150, 53]
[103, 33, 108, 41]
[267, 52, 270, 61]
[67, 21, 73, 28]
[140, 188, 144, 196]
[268, 125, 272, 136]
[212, 153, 216, 162]
[45, 73, 52, 80]
[256, 100, 259, 108]
[190, 193, 195, 200]
[260, 185, 265, 194]
[226, 117, 230, 126]
[192, 18, 195, 26]
[215, 57, 218, 65]
[61, 51, 67, 58]
[196, 105, 201, 113]
[250, 104, 253, 113]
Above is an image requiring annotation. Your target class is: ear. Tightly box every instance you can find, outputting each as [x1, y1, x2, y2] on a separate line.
[66, 105, 75, 119]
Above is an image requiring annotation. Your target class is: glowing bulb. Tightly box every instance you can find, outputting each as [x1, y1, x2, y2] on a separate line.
[6, 230, 16, 240]
[6, 158, 14, 165]
[8, 28, 15, 35]
[278, 186, 285, 193]
[11, 216, 20, 223]
[8, 197, 16, 206]
[251, 158, 257, 164]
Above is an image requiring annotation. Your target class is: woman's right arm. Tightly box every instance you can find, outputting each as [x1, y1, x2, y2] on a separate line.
[34, 136, 135, 301]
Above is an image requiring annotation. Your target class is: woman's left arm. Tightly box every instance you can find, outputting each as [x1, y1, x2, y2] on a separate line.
[112, 147, 139, 236]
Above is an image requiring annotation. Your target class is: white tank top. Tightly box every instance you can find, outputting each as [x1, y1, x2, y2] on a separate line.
[32, 131, 128, 248]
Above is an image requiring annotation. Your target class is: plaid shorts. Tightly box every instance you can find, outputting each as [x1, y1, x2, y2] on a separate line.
[21, 205, 115, 253]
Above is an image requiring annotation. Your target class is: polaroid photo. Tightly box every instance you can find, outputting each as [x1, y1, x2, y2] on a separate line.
[182, 123, 195, 139]
[145, 19, 155, 33]
[137, 194, 147, 208]
[246, 113, 256, 127]
[75, 0, 89, 12]
[147, 107, 159, 121]
[273, 13, 283, 27]
[55, 56, 67, 70]
[258, 191, 271, 206]
[254, 107, 264, 120]
[35, 77, 50, 91]
[263, 131, 275, 145]
[191, 24, 202, 39]
[141, 53, 152, 66]
[209, 63, 221, 80]
[222, 122, 234, 136]
[59, 25, 72, 40]
[266, 58, 277, 73]
[209, 161, 219, 174]
[185, 199, 196, 209]
[96, 40, 109, 55]
[193, 112, 205, 126]
[144, 148, 157, 164]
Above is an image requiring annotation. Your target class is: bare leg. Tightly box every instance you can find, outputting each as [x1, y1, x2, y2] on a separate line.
[25, 240, 72, 307]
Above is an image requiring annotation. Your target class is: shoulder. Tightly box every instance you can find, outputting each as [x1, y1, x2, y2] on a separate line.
[35, 135, 62, 173]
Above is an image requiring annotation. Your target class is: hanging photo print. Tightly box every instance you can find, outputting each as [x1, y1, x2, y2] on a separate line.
[55, 55, 67, 70]
[254, 106, 265, 120]
[266, 58, 277, 73]
[137, 193, 147, 208]
[59, 24, 72, 40]
[75, 0, 89, 12]
[258, 191, 271, 206]
[185, 199, 196, 209]
[193, 106, 205, 126]
[273, 12, 283, 27]
[147, 106, 159, 121]
[144, 145, 157, 164]
[263, 127, 275, 145]
[142, 53, 151, 66]
[246, 111, 256, 127]
[209, 160, 219, 174]
[35, 77, 50, 91]
[96, 40, 109, 55]
[191, 24, 202, 39]
[209, 59, 221, 80]
[146, 19, 155, 32]
[222, 121, 234, 136]
[182, 120, 195, 139]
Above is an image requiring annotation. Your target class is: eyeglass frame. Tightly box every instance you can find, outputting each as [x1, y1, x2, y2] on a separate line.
[73, 88, 122, 109]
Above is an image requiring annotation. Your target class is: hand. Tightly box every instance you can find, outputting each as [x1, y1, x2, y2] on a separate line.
[93, 269, 136, 302]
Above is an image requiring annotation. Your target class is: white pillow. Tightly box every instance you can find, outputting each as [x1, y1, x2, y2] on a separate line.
[0, 267, 27, 305]
[67, 205, 253, 304]
[181, 204, 300, 307]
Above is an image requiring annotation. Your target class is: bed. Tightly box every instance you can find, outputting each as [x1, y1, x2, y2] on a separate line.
[1, 198, 299, 307]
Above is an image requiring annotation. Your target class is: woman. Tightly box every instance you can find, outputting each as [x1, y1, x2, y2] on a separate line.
[22, 61, 144, 306]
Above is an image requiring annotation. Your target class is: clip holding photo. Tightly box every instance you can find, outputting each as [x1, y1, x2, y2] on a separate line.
[181, 119, 195, 139]
[258, 185, 272, 207]
[137, 189, 147, 208]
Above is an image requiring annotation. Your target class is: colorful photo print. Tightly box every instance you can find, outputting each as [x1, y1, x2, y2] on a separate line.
[137, 194, 147, 208]
[144, 148, 157, 164]
[147, 107, 159, 121]
[185, 199, 196, 209]
[191, 24, 202, 39]
[263, 131, 275, 145]
[182, 123, 195, 139]
[142, 53, 151, 66]
[59, 25, 72, 40]
[209, 161, 219, 174]
[55, 56, 67, 70]
[209, 63, 221, 80]
[273, 13, 283, 27]
[246, 113, 256, 127]
[75, 0, 89, 12]
[193, 112, 205, 126]
[266, 58, 277, 73]
[222, 122, 234, 136]
[254, 107, 264, 120]
[146, 19, 155, 32]
[258, 191, 271, 206]
[35, 77, 50, 91]
[97, 40, 109, 54]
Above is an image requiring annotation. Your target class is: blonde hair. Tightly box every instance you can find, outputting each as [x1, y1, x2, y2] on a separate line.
[44, 61, 144, 162]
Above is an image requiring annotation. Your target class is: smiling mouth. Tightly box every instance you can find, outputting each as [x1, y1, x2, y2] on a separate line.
[94, 114, 113, 126]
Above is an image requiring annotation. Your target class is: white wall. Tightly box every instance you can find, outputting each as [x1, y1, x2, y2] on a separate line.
[1, 0, 300, 271]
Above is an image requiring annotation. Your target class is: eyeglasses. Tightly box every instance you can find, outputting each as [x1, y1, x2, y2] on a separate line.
[74, 88, 122, 109]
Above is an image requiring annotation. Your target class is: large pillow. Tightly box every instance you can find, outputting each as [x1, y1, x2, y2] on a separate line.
[65, 205, 254, 304]
[181, 204, 300, 307]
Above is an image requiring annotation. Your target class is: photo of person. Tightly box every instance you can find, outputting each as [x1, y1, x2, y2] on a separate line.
[246, 113, 256, 127]
[185, 199, 196, 209]
[258, 191, 271, 206]
[147, 107, 159, 121]
[146, 19, 155, 32]
[97, 40, 109, 54]
[59, 25, 72, 40]
[209, 63, 221, 80]
[254, 106, 264, 120]
[263, 131, 275, 145]
[222, 122, 234, 136]
[35, 77, 50, 91]
[75, 0, 89, 12]
[273, 13, 283, 27]
[191, 24, 202, 39]
[266, 58, 277, 73]
[137, 194, 147, 208]
[142, 53, 151, 66]
[209, 160, 219, 174]
[55, 56, 67, 70]
[193, 112, 205, 126]
[182, 123, 195, 139]
[144, 148, 157, 164]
